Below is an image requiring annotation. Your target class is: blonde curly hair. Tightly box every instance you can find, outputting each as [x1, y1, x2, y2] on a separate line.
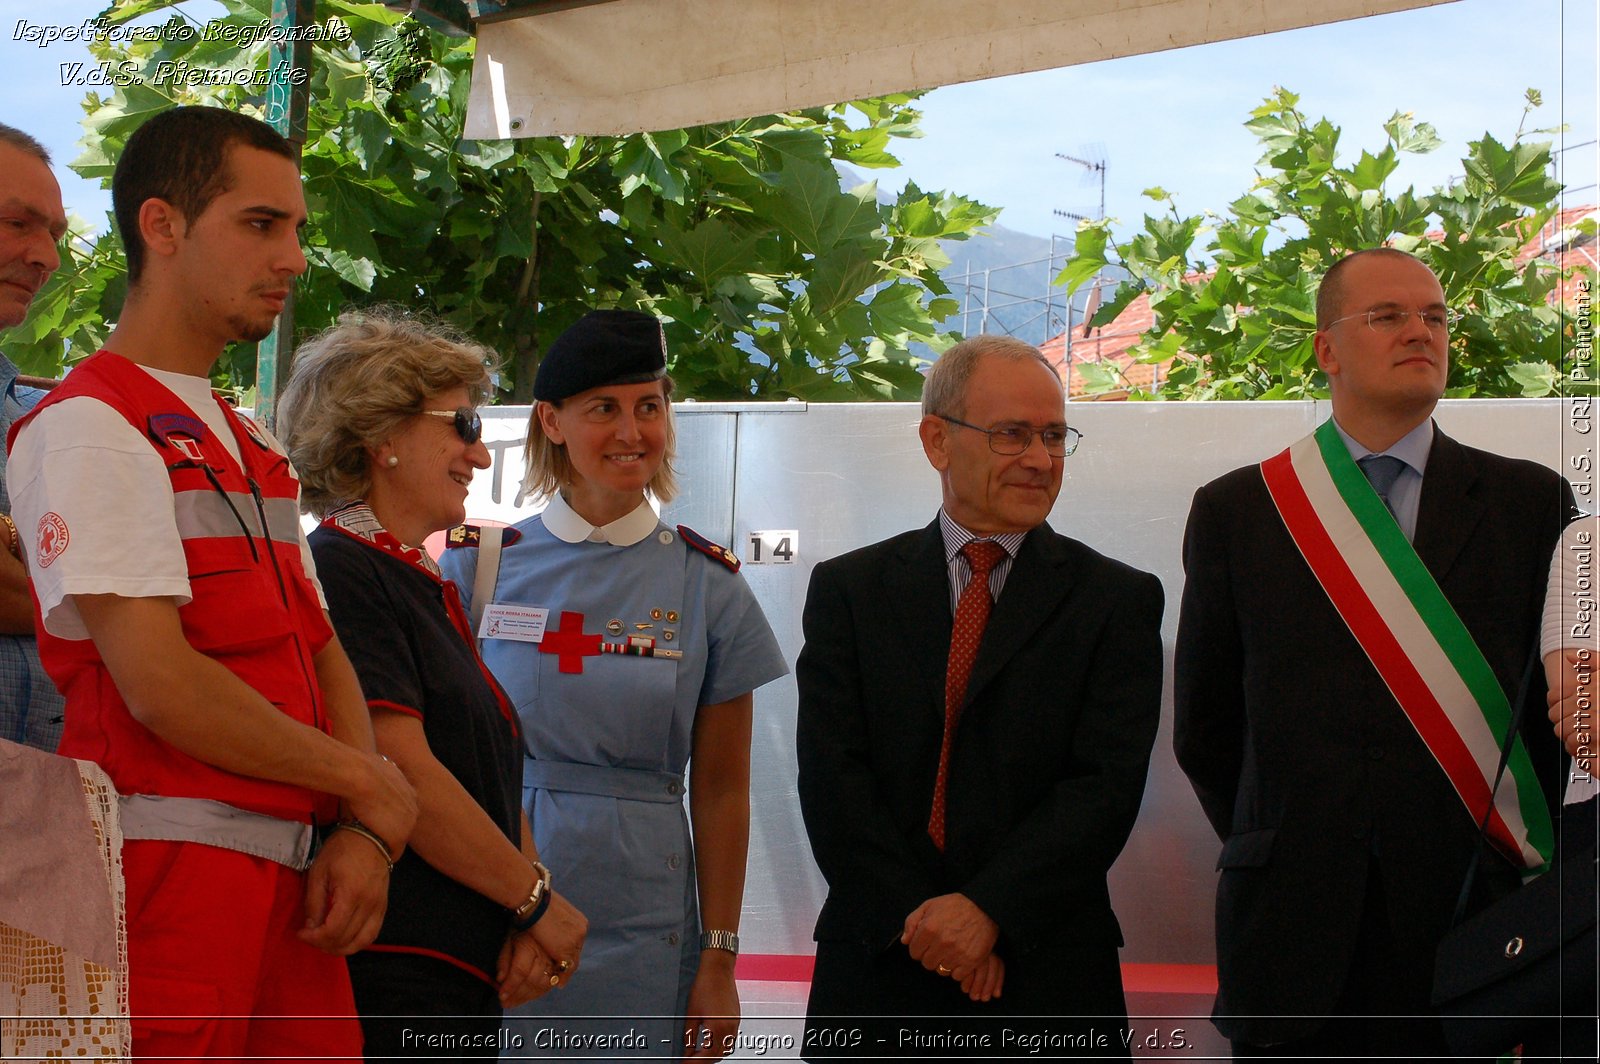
[278, 306, 497, 517]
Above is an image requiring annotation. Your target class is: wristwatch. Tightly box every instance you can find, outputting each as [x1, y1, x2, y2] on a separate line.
[699, 929, 740, 955]
[511, 861, 553, 931]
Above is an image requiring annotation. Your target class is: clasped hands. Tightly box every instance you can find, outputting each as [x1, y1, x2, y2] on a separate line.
[498, 890, 588, 1007]
[299, 751, 418, 956]
[901, 893, 1004, 1003]
[1548, 648, 1597, 765]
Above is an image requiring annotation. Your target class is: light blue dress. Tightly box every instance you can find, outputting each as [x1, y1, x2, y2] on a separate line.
[440, 495, 787, 1056]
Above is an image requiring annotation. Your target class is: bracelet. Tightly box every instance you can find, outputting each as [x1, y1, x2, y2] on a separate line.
[699, 929, 740, 955]
[0, 514, 18, 560]
[331, 819, 394, 873]
[511, 860, 553, 931]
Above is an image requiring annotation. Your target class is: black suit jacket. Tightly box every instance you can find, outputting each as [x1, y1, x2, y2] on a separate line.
[1173, 426, 1572, 1044]
[796, 518, 1164, 1020]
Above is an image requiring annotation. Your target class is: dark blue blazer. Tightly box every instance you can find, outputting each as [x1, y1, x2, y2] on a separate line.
[797, 517, 1164, 1020]
[1174, 427, 1572, 1044]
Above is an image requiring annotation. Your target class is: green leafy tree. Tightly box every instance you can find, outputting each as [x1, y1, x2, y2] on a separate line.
[9, 0, 997, 402]
[1058, 88, 1593, 400]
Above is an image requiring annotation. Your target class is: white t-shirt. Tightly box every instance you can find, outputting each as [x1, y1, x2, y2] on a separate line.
[1541, 514, 1599, 804]
[8, 363, 324, 642]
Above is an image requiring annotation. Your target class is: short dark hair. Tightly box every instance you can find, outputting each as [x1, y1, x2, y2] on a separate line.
[0, 123, 51, 164]
[112, 106, 295, 283]
[1316, 247, 1428, 330]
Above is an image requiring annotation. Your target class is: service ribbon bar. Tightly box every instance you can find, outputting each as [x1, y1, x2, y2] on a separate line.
[600, 640, 683, 661]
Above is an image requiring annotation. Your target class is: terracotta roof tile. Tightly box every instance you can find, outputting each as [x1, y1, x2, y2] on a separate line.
[1042, 208, 1596, 400]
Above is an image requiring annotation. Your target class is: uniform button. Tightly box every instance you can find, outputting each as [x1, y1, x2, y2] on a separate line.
[667, 781, 682, 796]
[1368, 746, 1384, 761]
[667, 932, 679, 946]
[668, 853, 681, 870]
[659, 531, 674, 545]
[1352, 826, 1368, 841]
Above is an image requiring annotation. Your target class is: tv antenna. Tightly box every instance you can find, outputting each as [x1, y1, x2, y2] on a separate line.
[1053, 146, 1107, 224]
[1049, 147, 1110, 384]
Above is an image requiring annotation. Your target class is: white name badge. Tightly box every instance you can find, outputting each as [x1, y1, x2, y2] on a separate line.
[479, 604, 551, 643]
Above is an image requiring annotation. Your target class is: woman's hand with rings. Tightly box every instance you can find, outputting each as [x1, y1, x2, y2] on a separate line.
[497, 929, 556, 1007]
[529, 889, 588, 986]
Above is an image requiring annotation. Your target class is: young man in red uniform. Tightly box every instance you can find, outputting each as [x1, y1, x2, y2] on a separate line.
[8, 106, 417, 1059]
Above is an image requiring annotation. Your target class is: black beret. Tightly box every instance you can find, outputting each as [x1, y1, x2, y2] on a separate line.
[533, 309, 667, 402]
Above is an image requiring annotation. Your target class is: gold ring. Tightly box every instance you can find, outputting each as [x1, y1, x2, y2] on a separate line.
[549, 973, 561, 987]
[936, 964, 951, 976]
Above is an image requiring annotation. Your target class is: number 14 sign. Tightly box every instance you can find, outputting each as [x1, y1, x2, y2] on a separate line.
[747, 530, 798, 564]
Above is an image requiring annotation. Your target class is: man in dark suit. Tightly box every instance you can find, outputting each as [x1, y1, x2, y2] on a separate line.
[1174, 248, 1571, 1056]
[796, 335, 1164, 1058]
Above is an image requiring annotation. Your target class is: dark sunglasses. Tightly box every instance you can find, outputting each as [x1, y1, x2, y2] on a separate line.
[420, 406, 483, 445]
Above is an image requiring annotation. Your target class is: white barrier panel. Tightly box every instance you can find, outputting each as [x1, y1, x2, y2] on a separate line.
[450, 397, 1577, 1044]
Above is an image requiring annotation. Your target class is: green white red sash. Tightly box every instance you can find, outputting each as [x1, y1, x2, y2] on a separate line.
[1261, 420, 1552, 872]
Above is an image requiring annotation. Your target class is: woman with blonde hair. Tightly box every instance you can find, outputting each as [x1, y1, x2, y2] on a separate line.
[439, 309, 787, 1059]
[279, 307, 586, 1058]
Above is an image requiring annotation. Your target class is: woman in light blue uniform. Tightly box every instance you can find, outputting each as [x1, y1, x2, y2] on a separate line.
[440, 310, 787, 1060]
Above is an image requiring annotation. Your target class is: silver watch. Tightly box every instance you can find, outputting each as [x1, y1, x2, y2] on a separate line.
[699, 929, 740, 955]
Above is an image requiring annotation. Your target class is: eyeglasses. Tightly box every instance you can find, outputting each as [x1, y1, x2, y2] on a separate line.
[938, 415, 1083, 457]
[420, 406, 483, 445]
[1326, 307, 1461, 334]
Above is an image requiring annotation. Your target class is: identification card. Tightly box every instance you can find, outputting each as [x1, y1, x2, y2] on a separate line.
[479, 604, 551, 643]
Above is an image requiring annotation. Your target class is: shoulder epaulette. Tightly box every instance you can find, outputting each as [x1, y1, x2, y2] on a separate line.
[233, 410, 275, 451]
[677, 524, 740, 572]
[446, 523, 522, 549]
[146, 412, 207, 449]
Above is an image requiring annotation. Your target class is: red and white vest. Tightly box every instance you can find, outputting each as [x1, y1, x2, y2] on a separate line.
[10, 351, 335, 822]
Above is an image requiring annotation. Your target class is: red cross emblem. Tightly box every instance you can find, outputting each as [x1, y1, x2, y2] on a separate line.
[539, 611, 603, 674]
[171, 436, 205, 463]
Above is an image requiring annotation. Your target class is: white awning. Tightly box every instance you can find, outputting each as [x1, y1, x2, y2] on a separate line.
[464, 0, 1457, 139]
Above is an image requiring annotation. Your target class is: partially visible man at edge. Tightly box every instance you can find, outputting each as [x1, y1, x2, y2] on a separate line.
[1174, 247, 1572, 1056]
[7, 105, 417, 1058]
[0, 122, 68, 751]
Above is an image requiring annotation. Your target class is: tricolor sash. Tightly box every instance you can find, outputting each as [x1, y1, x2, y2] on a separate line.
[1261, 420, 1553, 873]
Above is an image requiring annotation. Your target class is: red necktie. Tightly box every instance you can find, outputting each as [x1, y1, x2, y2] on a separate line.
[928, 539, 1007, 851]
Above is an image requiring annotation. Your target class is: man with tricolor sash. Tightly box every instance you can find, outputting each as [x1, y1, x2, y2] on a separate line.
[1174, 247, 1574, 1056]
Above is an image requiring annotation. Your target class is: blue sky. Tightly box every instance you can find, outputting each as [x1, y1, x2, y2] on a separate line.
[5, 0, 1596, 245]
[877, 0, 1598, 239]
